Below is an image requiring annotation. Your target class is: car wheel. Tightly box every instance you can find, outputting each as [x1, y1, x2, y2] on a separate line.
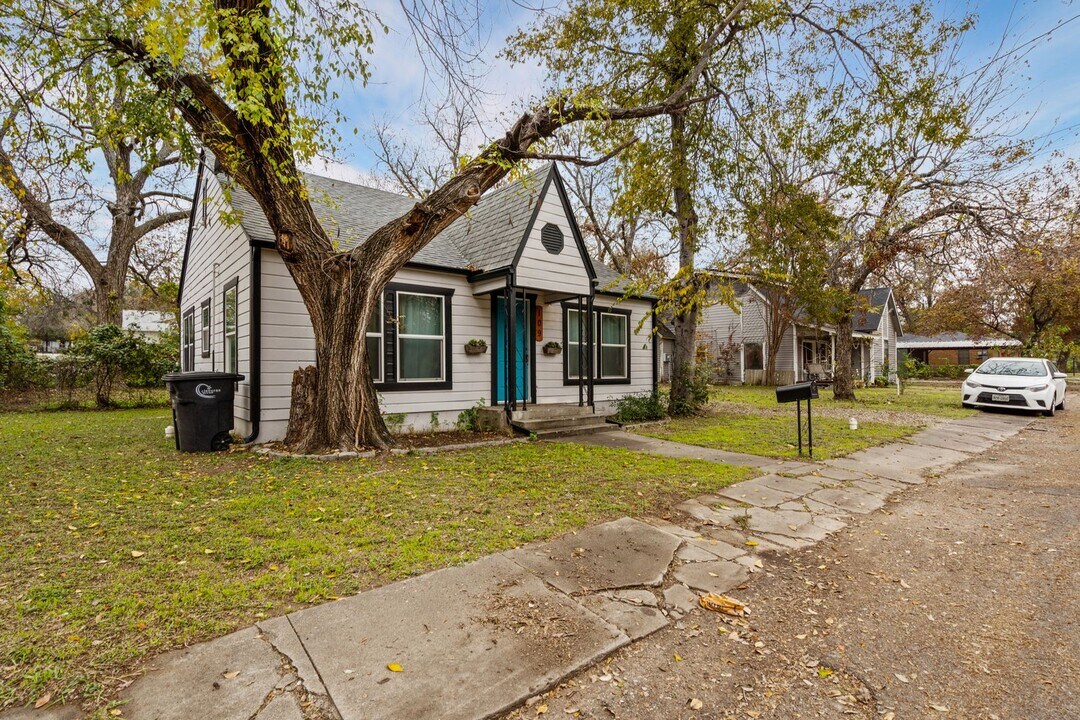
[1044, 398, 1056, 417]
[1057, 393, 1066, 411]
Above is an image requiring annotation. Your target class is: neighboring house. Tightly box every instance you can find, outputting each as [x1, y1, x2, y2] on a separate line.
[854, 287, 904, 383]
[122, 310, 173, 341]
[898, 332, 1021, 367]
[656, 320, 675, 383]
[178, 158, 658, 442]
[697, 278, 903, 385]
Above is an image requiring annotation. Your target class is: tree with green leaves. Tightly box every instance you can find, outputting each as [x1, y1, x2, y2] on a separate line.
[508, 0, 972, 409]
[509, 0, 754, 413]
[0, 53, 194, 324]
[734, 183, 841, 385]
[3, 0, 755, 451]
[768, 8, 1036, 399]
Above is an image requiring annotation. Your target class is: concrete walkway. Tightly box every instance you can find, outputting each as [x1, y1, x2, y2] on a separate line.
[12, 412, 1031, 720]
[559, 429, 774, 467]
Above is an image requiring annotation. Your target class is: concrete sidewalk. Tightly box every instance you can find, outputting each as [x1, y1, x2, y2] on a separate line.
[12, 412, 1031, 720]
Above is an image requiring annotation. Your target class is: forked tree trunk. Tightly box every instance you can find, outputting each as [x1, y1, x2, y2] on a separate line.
[92, 265, 126, 327]
[832, 313, 856, 401]
[283, 255, 393, 452]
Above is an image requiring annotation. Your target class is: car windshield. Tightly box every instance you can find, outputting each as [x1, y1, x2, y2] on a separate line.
[975, 359, 1046, 377]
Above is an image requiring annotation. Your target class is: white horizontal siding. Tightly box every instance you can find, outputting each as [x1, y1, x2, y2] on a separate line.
[514, 183, 592, 295]
[179, 173, 253, 435]
[257, 256, 495, 433]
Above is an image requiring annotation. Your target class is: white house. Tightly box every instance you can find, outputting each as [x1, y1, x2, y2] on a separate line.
[697, 278, 903, 385]
[177, 158, 658, 442]
[122, 310, 173, 341]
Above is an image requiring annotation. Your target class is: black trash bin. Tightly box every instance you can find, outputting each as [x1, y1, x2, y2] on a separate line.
[163, 372, 245, 452]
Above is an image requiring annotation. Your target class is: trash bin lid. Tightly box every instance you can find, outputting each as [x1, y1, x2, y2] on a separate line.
[163, 371, 245, 383]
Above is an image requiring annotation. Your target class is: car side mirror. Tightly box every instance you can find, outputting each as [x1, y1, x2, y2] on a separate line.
[964, 368, 975, 374]
[1053, 372, 1068, 380]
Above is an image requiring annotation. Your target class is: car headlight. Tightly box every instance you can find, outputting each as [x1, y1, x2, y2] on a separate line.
[1028, 384, 1048, 392]
[964, 380, 981, 389]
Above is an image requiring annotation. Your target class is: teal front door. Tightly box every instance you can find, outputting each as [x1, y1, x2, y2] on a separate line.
[494, 296, 532, 403]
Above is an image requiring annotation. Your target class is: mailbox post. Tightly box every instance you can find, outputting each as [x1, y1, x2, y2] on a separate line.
[776, 381, 818, 457]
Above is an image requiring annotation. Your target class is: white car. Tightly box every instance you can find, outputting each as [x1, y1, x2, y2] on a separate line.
[962, 358, 1068, 416]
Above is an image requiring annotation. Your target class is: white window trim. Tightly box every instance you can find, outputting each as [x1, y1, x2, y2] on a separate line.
[598, 311, 629, 380]
[223, 285, 238, 374]
[200, 302, 211, 357]
[395, 291, 446, 383]
[567, 307, 584, 380]
[367, 296, 384, 383]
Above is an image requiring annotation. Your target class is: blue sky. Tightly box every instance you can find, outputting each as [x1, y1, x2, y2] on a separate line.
[324, 0, 1080, 179]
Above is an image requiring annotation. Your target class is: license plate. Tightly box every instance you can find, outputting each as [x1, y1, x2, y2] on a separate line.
[991, 393, 1010, 402]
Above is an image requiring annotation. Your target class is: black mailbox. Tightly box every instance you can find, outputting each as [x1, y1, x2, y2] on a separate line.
[776, 381, 819, 404]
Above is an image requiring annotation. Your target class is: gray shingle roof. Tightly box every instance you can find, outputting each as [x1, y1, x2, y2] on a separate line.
[854, 287, 892, 333]
[439, 164, 552, 271]
[220, 165, 553, 272]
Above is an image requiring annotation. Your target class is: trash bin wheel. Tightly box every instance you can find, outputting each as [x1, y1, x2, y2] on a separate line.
[210, 431, 232, 451]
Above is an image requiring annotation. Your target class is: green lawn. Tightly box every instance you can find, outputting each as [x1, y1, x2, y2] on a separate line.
[0, 408, 752, 713]
[637, 411, 917, 459]
[708, 384, 976, 419]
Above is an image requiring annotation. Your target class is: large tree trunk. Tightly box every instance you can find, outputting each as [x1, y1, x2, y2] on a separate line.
[92, 264, 126, 326]
[832, 313, 856, 401]
[283, 251, 393, 452]
[668, 111, 701, 415]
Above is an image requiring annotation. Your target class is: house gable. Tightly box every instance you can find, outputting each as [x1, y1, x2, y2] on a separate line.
[510, 166, 595, 296]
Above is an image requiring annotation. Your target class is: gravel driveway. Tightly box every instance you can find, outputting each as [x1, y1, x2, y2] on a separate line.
[500, 408, 1079, 720]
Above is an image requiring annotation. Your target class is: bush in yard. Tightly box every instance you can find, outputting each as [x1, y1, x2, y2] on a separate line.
[0, 292, 45, 390]
[612, 390, 667, 423]
[668, 362, 711, 416]
[455, 398, 488, 432]
[71, 324, 179, 406]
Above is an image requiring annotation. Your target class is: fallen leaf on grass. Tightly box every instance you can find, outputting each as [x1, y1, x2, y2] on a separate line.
[130, 551, 145, 558]
[673, 653, 682, 662]
[894, 673, 910, 683]
[34, 694, 51, 709]
[387, 662, 403, 672]
[535, 704, 548, 715]
[745, 540, 758, 547]
[817, 668, 833, 678]
[222, 671, 240, 679]
[688, 698, 703, 710]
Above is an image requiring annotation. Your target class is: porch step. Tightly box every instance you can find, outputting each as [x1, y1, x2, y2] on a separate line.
[529, 422, 616, 439]
[507, 402, 615, 437]
[509, 403, 596, 422]
[513, 414, 614, 433]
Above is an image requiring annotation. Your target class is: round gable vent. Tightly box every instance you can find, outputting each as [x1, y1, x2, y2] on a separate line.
[540, 223, 564, 255]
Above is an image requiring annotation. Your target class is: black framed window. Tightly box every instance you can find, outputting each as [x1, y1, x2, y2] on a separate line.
[598, 311, 628, 379]
[373, 282, 454, 391]
[566, 307, 585, 379]
[366, 295, 383, 382]
[396, 291, 446, 382]
[562, 304, 631, 384]
[200, 299, 212, 358]
[223, 278, 239, 374]
[182, 308, 195, 371]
